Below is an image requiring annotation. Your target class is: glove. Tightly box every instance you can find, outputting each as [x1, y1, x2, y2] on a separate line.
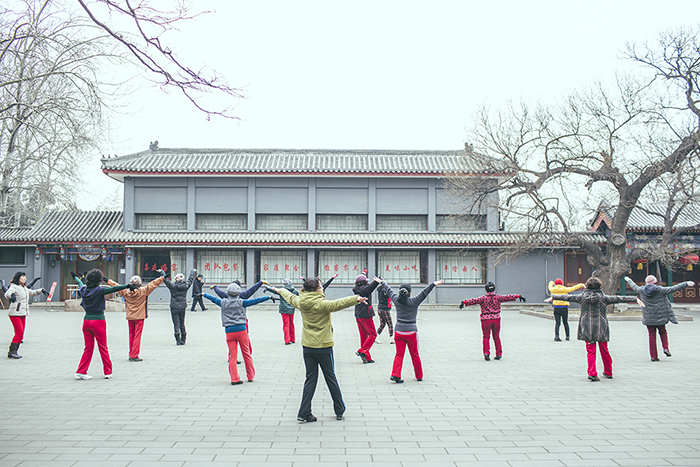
[688, 281, 695, 287]
[9, 293, 16, 303]
[41, 288, 49, 296]
[27, 277, 41, 288]
[518, 296, 527, 303]
[102, 277, 109, 283]
[70, 271, 78, 279]
[269, 296, 278, 303]
[459, 301, 465, 309]
[129, 284, 140, 291]
[157, 269, 166, 277]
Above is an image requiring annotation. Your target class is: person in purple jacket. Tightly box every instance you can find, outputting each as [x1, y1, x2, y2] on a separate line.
[71, 270, 130, 380]
[460, 282, 526, 361]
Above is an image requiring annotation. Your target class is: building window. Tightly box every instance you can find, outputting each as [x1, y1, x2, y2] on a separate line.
[436, 251, 486, 284]
[137, 249, 186, 283]
[317, 250, 368, 284]
[196, 250, 245, 284]
[196, 214, 247, 231]
[256, 250, 306, 284]
[0, 247, 24, 265]
[136, 214, 186, 231]
[255, 214, 308, 231]
[376, 215, 427, 231]
[316, 215, 368, 231]
[436, 215, 487, 231]
[377, 250, 427, 283]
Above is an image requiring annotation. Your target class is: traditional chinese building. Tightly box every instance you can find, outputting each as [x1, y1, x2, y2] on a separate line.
[590, 203, 700, 303]
[0, 148, 602, 304]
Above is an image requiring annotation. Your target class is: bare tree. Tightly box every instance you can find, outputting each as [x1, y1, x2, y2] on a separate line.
[447, 27, 700, 294]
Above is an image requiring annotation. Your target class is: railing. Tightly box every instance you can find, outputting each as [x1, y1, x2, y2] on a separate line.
[66, 284, 123, 302]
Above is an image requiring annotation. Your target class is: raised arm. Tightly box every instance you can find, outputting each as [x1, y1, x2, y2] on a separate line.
[240, 281, 265, 299]
[551, 294, 582, 303]
[379, 281, 399, 304]
[624, 277, 643, 294]
[356, 280, 380, 297]
[242, 296, 271, 307]
[322, 274, 338, 291]
[185, 269, 196, 288]
[203, 293, 222, 307]
[652, 281, 693, 296]
[318, 295, 363, 313]
[213, 285, 228, 299]
[603, 294, 642, 305]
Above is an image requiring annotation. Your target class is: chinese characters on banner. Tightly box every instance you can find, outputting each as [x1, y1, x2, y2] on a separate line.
[196, 251, 245, 283]
[260, 252, 306, 284]
[436, 252, 483, 284]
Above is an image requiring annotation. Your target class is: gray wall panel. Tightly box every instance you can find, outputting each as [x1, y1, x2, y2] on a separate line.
[376, 188, 428, 214]
[195, 177, 248, 187]
[256, 177, 308, 187]
[376, 178, 428, 188]
[316, 188, 369, 214]
[255, 188, 308, 213]
[316, 177, 368, 188]
[195, 187, 248, 213]
[134, 187, 187, 213]
[134, 177, 187, 187]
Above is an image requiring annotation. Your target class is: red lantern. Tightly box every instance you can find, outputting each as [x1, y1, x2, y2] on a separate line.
[679, 254, 699, 271]
[632, 258, 648, 270]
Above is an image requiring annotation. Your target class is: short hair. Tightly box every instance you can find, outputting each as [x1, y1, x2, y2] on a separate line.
[586, 277, 602, 290]
[85, 269, 103, 288]
[302, 277, 321, 292]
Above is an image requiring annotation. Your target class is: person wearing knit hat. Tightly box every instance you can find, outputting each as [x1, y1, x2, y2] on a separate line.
[547, 278, 585, 341]
[163, 269, 197, 345]
[352, 274, 380, 364]
[624, 275, 695, 361]
[265, 278, 299, 344]
[203, 282, 272, 385]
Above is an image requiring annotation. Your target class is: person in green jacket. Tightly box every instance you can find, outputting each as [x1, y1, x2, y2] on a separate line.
[265, 278, 299, 345]
[273, 277, 367, 423]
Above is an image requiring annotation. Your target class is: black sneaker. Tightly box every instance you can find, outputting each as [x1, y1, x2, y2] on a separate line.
[297, 414, 317, 423]
[565, 336, 570, 341]
[335, 414, 344, 420]
[664, 349, 672, 357]
[390, 376, 404, 384]
[356, 351, 368, 363]
[366, 359, 375, 364]
[651, 358, 660, 362]
[554, 337, 562, 342]
[129, 357, 143, 362]
[231, 381, 243, 385]
[603, 373, 613, 379]
[484, 354, 490, 361]
[494, 355, 502, 360]
[588, 375, 600, 382]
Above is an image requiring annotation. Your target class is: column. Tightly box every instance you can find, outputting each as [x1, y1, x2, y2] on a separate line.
[247, 178, 255, 231]
[246, 248, 255, 285]
[427, 249, 436, 304]
[308, 178, 316, 231]
[367, 249, 376, 278]
[428, 179, 436, 231]
[186, 177, 195, 231]
[368, 178, 376, 231]
[124, 177, 135, 231]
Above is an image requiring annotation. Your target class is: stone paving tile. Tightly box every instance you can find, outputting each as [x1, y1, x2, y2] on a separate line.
[1, 307, 700, 466]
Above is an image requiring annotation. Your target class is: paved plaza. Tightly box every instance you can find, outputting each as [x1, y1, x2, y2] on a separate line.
[1, 303, 700, 467]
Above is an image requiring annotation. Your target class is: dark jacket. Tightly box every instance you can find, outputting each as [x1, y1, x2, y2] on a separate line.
[75, 277, 129, 320]
[625, 278, 690, 326]
[353, 280, 379, 318]
[553, 289, 638, 342]
[164, 270, 196, 310]
[376, 287, 392, 311]
[192, 278, 203, 297]
[267, 284, 298, 314]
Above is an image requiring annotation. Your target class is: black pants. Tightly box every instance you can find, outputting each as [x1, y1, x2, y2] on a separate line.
[554, 307, 570, 338]
[191, 295, 206, 311]
[171, 309, 186, 335]
[299, 346, 345, 418]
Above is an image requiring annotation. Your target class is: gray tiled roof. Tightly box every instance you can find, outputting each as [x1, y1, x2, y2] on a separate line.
[596, 204, 700, 232]
[0, 211, 603, 247]
[101, 148, 512, 181]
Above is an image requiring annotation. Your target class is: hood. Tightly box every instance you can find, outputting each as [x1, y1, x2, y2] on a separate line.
[284, 284, 296, 292]
[642, 284, 661, 297]
[227, 283, 241, 297]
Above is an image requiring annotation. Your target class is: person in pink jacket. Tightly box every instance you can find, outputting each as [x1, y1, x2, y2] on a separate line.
[460, 282, 526, 361]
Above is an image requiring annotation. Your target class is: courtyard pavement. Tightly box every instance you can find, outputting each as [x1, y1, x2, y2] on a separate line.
[1, 302, 699, 467]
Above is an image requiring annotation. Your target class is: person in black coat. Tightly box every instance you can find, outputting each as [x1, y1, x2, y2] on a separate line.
[191, 274, 207, 312]
[352, 275, 380, 363]
[164, 269, 196, 345]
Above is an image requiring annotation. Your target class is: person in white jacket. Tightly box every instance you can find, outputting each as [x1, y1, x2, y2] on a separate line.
[4, 271, 46, 359]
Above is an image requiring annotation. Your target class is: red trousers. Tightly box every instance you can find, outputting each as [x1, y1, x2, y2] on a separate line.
[647, 325, 669, 359]
[227, 330, 254, 382]
[9, 315, 26, 344]
[356, 317, 377, 360]
[586, 341, 612, 377]
[392, 331, 422, 379]
[128, 319, 144, 358]
[481, 318, 502, 356]
[77, 319, 112, 376]
[281, 313, 295, 344]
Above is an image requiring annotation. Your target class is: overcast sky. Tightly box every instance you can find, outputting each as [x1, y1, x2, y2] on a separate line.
[80, 0, 700, 209]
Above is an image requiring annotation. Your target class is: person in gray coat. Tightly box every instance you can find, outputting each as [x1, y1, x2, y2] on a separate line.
[547, 276, 642, 382]
[624, 275, 694, 361]
[265, 278, 299, 344]
[164, 269, 196, 345]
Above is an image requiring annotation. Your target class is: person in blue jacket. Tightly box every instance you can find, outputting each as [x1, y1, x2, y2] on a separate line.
[203, 283, 272, 385]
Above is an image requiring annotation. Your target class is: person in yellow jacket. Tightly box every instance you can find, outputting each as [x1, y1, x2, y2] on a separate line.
[107, 270, 165, 361]
[272, 277, 367, 423]
[548, 278, 584, 341]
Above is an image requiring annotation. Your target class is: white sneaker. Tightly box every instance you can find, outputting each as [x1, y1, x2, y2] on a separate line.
[104, 374, 112, 379]
[74, 373, 92, 380]
[375, 338, 383, 344]
[390, 339, 395, 344]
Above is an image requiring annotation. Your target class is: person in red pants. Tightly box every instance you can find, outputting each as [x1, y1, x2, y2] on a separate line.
[460, 282, 526, 361]
[378, 278, 443, 383]
[265, 279, 299, 344]
[4, 271, 46, 359]
[71, 270, 129, 379]
[548, 276, 643, 381]
[353, 275, 380, 363]
[107, 271, 165, 361]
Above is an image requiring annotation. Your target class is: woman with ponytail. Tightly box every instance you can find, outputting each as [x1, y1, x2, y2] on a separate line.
[378, 278, 443, 384]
